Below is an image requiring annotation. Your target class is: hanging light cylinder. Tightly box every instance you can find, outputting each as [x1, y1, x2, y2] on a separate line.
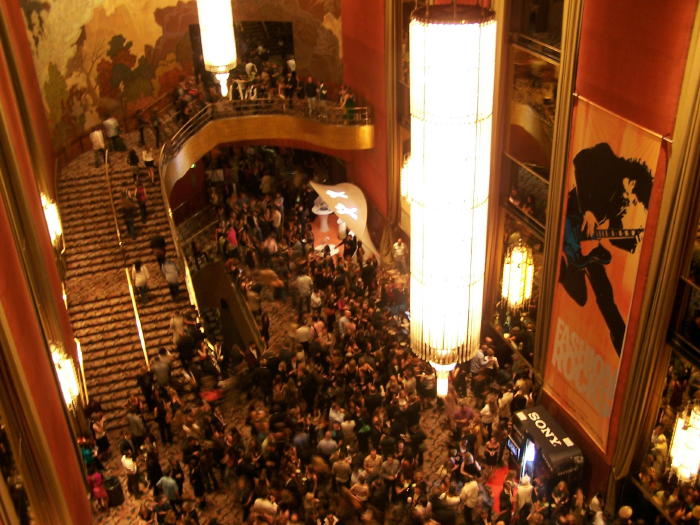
[670, 405, 700, 483]
[501, 237, 534, 313]
[404, 5, 497, 396]
[196, 0, 237, 97]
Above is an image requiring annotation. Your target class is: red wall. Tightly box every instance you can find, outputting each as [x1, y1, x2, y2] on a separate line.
[341, 0, 388, 217]
[576, 0, 697, 136]
[0, 0, 77, 364]
[0, 3, 92, 522]
[0, 200, 91, 524]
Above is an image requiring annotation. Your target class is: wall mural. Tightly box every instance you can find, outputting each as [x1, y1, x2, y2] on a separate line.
[20, 0, 342, 150]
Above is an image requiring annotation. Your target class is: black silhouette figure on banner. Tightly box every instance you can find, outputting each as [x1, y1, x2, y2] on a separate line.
[559, 142, 653, 355]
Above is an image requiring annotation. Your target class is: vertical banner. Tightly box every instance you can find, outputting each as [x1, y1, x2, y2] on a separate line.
[545, 98, 661, 448]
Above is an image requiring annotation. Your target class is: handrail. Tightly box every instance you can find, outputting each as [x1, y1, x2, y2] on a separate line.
[102, 149, 150, 368]
[180, 218, 219, 253]
[55, 91, 174, 176]
[103, 150, 125, 256]
[125, 268, 150, 367]
[162, 98, 373, 167]
[173, 204, 217, 231]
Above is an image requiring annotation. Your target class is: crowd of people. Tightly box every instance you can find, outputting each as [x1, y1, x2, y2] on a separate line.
[637, 357, 700, 523]
[222, 51, 355, 120]
[70, 138, 658, 525]
[195, 47, 358, 121]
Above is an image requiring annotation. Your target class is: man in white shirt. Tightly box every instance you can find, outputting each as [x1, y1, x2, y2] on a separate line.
[286, 55, 296, 73]
[245, 61, 258, 81]
[392, 238, 407, 273]
[363, 449, 382, 480]
[498, 386, 514, 420]
[103, 115, 120, 150]
[310, 288, 323, 312]
[338, 309, 352, 339]
[460, 479, 479, 525]
[252, 494, 278, 517]
[161, 258, 180, 300]
[121, 449, 140, 497]
[295, 271, 313, 313]
[90, 127, 106, 167]
[131, 260, 150, 301]
[328, 402, 345, 424]
[470, 345, 490, 375]
[516, 475, 534, 512]
[340, 418, 356, 445]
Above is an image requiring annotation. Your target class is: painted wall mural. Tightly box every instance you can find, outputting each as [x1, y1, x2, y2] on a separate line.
[20, 0, 342, 149]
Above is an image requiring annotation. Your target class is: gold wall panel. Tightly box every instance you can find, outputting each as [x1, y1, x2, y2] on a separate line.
[163, 114, 375, 197]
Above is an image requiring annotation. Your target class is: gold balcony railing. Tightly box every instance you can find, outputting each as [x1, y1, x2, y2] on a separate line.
[159, 98, 375, 199]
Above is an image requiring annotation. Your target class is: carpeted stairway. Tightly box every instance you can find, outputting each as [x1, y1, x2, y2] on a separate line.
[59, 126, 190, 433]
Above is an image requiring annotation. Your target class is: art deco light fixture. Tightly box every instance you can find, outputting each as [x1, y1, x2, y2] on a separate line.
[404, 4, 497, 396]
[41, 193, 62, 248]
[501, 235, 534, 313]
[195, 0, 237, 97]
[670, 404, 700, 483]
[51, 344, 80, 408]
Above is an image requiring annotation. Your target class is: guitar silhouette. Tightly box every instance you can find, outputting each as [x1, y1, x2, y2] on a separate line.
[563, 213, 644, 269]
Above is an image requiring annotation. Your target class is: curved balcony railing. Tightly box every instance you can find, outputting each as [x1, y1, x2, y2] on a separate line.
[163, 98, 373, 167]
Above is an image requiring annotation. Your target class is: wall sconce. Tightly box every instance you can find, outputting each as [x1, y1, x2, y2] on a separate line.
[51, 344, 80, 409]
[404, 5, 497, 397]
[74, 338, 89, 404]
[670, 404, 700, 483]
[196, 0, 237, 97]
[41, 193, 63, 249]
[501, 234, 534, 313]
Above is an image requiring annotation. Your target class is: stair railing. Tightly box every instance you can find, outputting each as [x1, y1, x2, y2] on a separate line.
[102, 149, 150, 367]
[161, 97, 373, 167]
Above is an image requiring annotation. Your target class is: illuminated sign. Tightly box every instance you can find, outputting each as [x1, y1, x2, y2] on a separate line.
[326, 190, 349, 199]
[335, 203, 358, 220]
[526, 411, 574, 448]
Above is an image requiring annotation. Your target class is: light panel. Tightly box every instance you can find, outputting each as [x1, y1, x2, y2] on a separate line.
[502, 241, 534, 311]
[41, 193, 62, 247]
[670, 406, 700, 482]
[51, 344, 80, 408]
[196, 0, 237, 96]
[405, 6, 497, 391]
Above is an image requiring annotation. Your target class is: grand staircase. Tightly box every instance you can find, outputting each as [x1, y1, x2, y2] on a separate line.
[58, 127, 189, 433]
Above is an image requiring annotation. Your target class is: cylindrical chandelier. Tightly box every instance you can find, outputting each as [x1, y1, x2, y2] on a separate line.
[501, 235, 534, 313]
[196, 0, 237, 97]
[670, 404, 700, 483]
[404, 5, 497, 396]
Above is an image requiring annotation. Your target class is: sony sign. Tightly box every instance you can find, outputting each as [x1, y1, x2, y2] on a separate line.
[527, 411, 573, 448]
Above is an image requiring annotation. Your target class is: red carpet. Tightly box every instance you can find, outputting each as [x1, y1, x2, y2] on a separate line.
[486, 465, 509, 514]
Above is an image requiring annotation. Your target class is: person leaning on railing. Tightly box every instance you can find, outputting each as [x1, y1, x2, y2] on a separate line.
[337, 85, 357, 123]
